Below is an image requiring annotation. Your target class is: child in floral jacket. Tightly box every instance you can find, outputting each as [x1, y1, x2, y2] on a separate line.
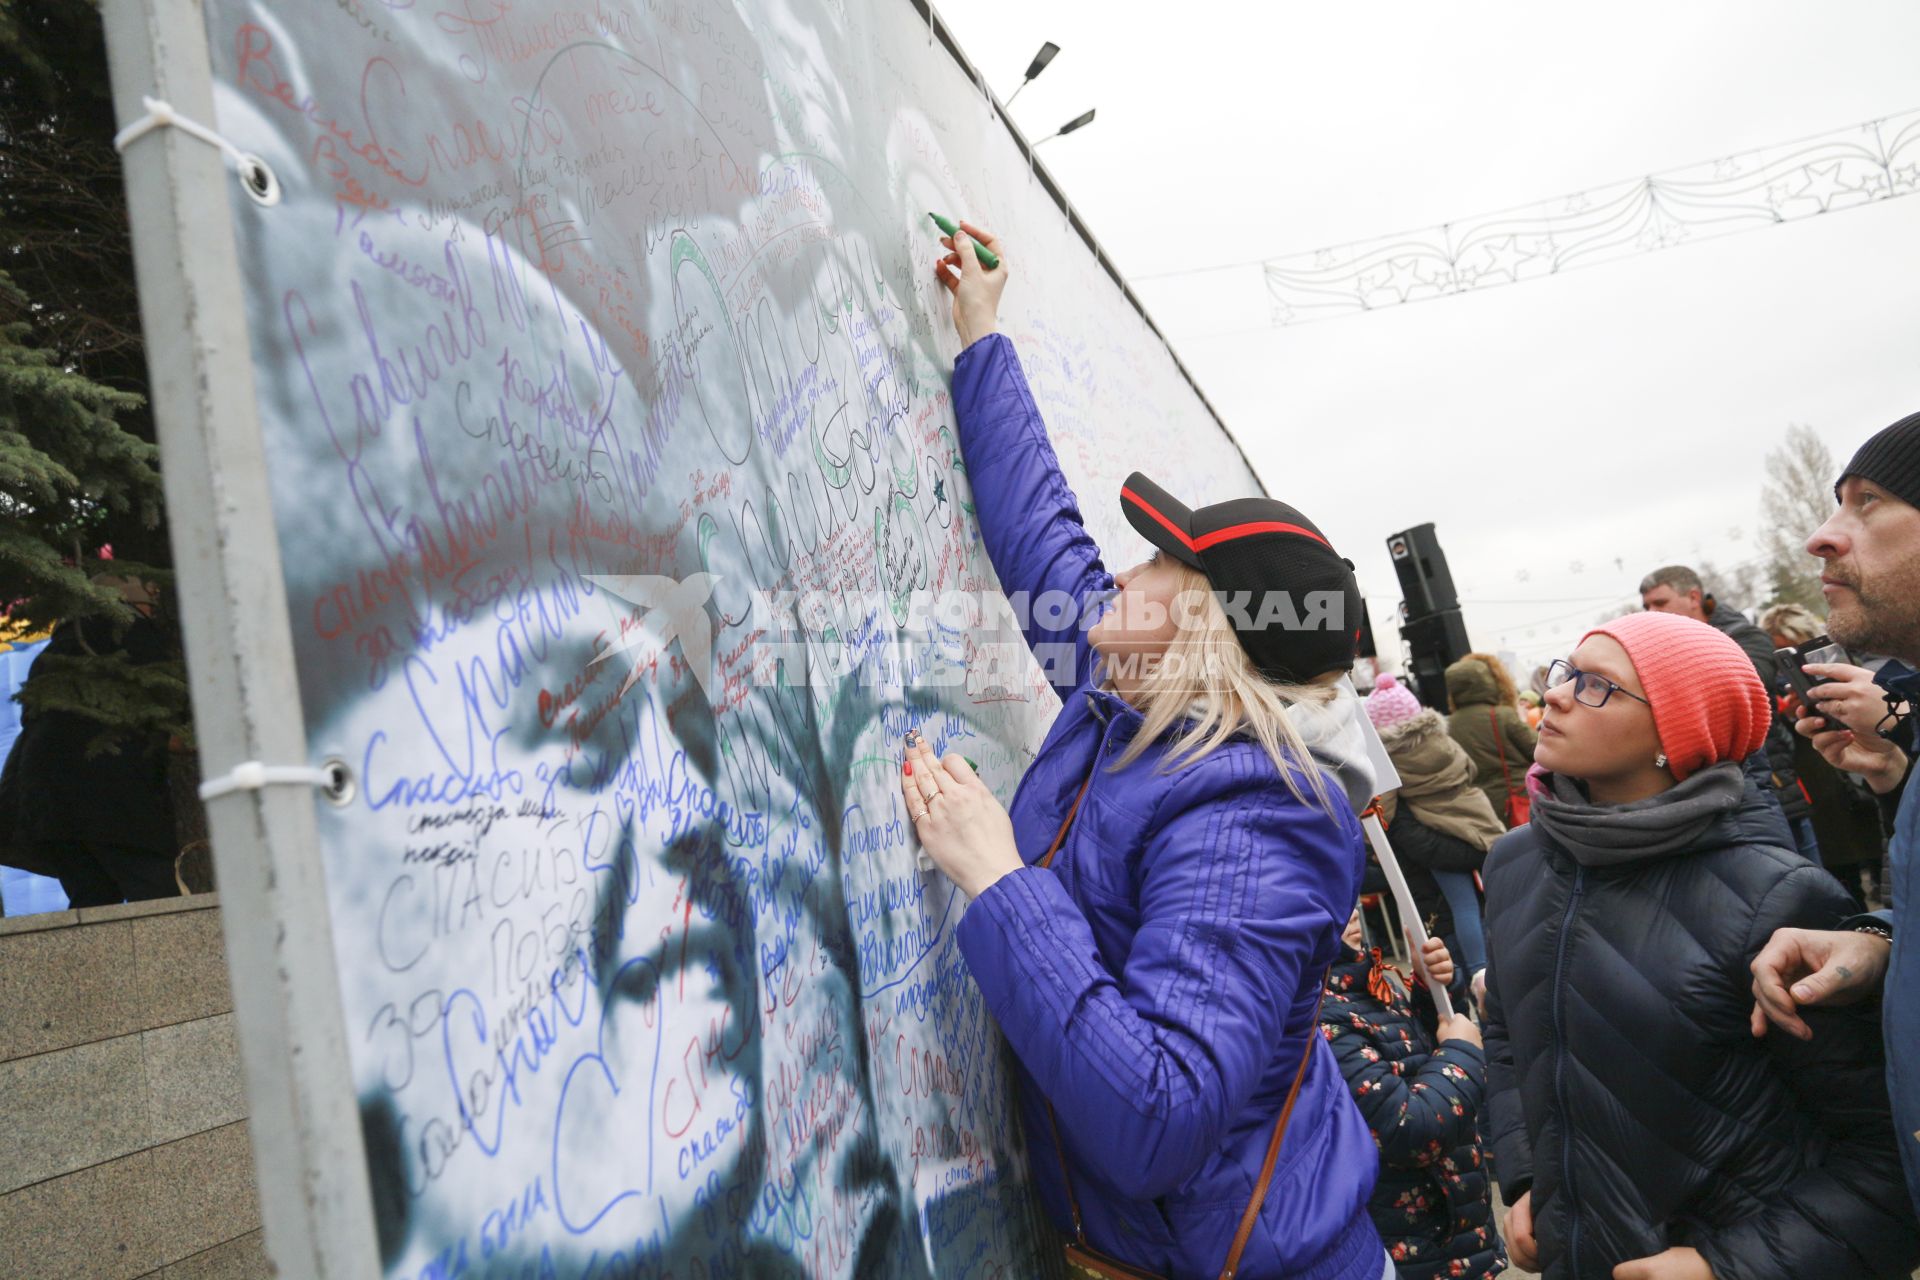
[1321, 915, 1506, 1279]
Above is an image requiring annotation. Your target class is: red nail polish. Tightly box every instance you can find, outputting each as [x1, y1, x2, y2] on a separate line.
[904, 761, 913, 776]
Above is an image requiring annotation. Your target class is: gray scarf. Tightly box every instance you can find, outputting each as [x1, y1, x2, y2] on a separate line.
[1529, 762, 1744, 867]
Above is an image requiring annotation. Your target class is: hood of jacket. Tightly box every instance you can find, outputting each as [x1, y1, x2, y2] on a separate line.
[1529, 761, 1752, 867]
[1284, 681, 1378, 816]
[1378, 710, 1469, 792]
[1379, 709, 1507, 850]
[1444, 656, 1500, 708]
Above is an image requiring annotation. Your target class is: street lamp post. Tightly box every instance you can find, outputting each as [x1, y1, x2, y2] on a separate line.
[1003, 41, 1059, 108]
[1033, 108, 1096, 147]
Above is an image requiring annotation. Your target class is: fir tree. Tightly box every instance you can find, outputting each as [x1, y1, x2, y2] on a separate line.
[1, 2, 189, 747]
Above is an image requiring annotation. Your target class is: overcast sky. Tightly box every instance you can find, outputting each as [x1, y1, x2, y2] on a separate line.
[939, 0, 1920, 673]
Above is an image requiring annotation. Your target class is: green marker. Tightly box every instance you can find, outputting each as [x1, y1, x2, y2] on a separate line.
[929, 212, 1000, 270]
[963, 756, 981, 773]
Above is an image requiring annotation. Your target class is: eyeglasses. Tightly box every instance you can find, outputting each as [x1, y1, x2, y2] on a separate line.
[1547, 659, 1651, 709]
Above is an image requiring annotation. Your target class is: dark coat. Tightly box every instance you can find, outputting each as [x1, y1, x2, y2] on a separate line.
[1710, 603, 1806, 818]
[1481, 765, 1920, 1280]
[1385, 805, 1477, 942]
[5, 617, 176, 854]
[1707, 601, 1780, 690]
[1321, 949, 1506, 1280]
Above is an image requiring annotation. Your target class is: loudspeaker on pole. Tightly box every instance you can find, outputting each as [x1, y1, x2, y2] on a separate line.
[1387, 523, 1460, 619]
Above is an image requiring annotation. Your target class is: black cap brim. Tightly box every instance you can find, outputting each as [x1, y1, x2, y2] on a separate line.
[1120, 472, 1203, 569]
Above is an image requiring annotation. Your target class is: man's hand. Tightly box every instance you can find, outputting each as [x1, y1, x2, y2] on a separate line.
[1749, 926, 1891, 1040]
[1800, 662, 1893, 736]
[1795, 715, 1908, 792]
[1794, 663, 1911, 792]
[1507, 1191, 1540, 1273]
[1613, 1245, 1715, 1279]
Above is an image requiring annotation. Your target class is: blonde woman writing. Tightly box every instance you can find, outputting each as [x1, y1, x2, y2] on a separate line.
[897, 225, 1390, 1279]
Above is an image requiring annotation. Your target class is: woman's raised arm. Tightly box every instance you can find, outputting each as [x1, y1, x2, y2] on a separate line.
[940, 226, 1113, 699]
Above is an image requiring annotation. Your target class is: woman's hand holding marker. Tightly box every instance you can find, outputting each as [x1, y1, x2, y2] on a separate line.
[932, 219, 1006, 348]
[929, 213, 999, 269]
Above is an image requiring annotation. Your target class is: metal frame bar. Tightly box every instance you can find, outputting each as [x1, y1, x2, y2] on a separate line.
[98, 0, 381, 1272]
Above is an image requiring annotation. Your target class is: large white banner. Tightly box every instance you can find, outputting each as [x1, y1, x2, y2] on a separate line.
[182, 0, 1259, 1273]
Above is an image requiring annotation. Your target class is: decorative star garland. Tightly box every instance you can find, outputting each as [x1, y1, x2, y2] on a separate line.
[1251, 108, 1920, 325]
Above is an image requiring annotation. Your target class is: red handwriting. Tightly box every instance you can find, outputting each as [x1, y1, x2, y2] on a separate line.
[236, 26, 425, 192]
[535, 634, 609, 727]
[236, 24, 565, 199]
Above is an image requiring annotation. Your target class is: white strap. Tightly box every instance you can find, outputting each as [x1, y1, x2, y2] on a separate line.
[199, 761, 334, 802]
[113, 95, 250, 169]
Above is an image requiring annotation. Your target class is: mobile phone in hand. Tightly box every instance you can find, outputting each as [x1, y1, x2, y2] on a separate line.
[1776, 635, 1850, 732]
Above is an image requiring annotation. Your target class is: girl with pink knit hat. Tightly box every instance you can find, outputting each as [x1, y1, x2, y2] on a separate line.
[1478, 611, 1919, 1280]
[1365, 673, 1505, 1000]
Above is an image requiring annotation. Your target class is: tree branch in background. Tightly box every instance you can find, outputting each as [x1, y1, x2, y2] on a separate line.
[1760, 424, 1836, 613]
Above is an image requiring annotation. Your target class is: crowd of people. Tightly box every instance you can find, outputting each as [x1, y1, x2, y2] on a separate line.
[906, 221, 1920, 1279]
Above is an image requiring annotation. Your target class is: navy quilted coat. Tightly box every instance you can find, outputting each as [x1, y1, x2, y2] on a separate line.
[1481, 766, 1920, 1280]
[950, 334, 1387, 1279]
[1320, 951, 1506, 1279]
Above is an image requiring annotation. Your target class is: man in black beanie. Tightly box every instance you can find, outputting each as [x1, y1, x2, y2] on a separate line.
[1751, 408, 1920, 1223]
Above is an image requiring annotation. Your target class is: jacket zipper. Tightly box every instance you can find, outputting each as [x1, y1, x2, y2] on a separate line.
[1552, 864, 1586, 1275]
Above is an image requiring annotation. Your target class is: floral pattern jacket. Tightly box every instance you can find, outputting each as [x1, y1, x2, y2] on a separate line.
[1321, 947, 1506, 1279]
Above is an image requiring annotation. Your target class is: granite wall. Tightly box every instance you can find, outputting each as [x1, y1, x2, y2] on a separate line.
[0, 895, 267, 1278]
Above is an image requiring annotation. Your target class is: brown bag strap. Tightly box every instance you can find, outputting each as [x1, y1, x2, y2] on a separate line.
[1489, 707, 1517, 798]
[1219, 980, 1329, 1278]
[1038, 774, 1094, 871]
[1042, 978, 1330, 1274]
[1033, 767, 1331, 1278]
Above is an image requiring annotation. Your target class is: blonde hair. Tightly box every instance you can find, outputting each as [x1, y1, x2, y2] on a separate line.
[1106, 563, 1339, 811]
[1757, 602, 1823, 647]
[1462, 651, 1521, 708]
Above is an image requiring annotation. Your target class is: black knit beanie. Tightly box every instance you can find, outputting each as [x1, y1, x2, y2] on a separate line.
[1837, 411, 1920, 509]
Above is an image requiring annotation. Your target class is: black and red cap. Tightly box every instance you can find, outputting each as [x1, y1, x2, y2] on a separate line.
[1120, 472, 1362, 682]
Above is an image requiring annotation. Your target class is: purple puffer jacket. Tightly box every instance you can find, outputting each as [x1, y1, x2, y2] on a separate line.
[951, 334, 1385, 1279]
